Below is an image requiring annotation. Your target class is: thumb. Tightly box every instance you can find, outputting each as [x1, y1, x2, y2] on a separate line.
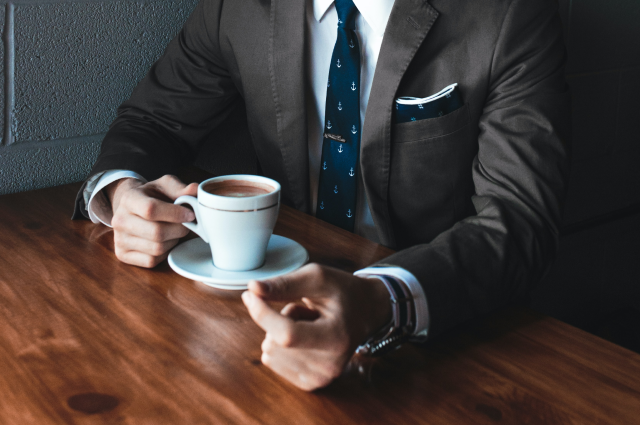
[248, 264, 331, 302]
[180, 182, 199, 197]
[150, 175, 191, 201]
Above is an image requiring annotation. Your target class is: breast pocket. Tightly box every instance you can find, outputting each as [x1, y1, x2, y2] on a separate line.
[393, 102, 471, 143]
[389, 103, 477, 248]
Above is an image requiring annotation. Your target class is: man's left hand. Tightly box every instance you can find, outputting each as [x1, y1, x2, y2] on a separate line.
[241, 264, 391, 391]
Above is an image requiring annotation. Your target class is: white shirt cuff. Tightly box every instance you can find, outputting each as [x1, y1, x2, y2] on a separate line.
[355, 266, 430, 341]
[86, 170, 147, 227]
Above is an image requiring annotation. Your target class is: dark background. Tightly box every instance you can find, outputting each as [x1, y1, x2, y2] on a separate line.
[0, 0, 638, 349]
[530, 0, 640, 353]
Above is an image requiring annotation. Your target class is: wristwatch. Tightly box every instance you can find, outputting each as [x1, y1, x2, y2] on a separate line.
[356, 275, 415, 357]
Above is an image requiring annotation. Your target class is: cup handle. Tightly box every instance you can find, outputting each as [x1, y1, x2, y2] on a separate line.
[174, 195, 209, 244]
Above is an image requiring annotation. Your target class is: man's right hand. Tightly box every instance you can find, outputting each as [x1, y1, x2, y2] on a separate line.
[106, 175, 198, 268]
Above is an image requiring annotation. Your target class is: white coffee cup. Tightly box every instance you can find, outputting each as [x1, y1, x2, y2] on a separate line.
[174, 175, 281, 271]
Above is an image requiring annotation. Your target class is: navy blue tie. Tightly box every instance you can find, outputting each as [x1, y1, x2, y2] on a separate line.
[316, 0, 360, 232]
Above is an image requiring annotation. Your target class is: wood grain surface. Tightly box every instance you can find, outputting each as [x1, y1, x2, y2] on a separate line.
[0, 176, 639, 424]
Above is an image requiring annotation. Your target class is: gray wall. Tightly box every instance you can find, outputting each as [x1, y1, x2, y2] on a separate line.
[0, 0, 199, 195]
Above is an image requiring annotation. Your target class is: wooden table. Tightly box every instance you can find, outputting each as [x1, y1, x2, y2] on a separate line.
[1, 179, 639, 424]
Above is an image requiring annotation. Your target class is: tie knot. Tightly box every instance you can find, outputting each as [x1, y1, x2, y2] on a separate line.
[335, 0, 358, 29]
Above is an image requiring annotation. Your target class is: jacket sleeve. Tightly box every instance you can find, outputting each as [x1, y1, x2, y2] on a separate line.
[73, 0, 237, 218]
[379, 0, 572, 337]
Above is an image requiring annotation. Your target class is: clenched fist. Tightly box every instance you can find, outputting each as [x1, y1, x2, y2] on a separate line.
[242, 264, 392, 391]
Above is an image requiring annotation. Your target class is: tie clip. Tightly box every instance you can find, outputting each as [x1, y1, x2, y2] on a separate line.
[324, 133, 346, 143]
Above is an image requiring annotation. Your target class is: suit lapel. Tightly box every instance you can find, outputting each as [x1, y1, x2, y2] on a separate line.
[361, 0, 439, 247]
[269, 0, 310, 212]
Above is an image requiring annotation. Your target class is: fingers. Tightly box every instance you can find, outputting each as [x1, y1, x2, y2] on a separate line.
[148, 175, 192, 200]
[113, 232, 180, 268]
[113, 214, 190, 242]
[123, 189, 195, 224]
[243, 292, 330, 349]
[114, 248, 171, 269]
[280, 303, 321, 321]
[260, 338, 344, 391]
[243, 291, 294, 338]
[242, 264, 367, 391]
[248, 264, 334, 302]
[109, 175, 200, 269]
[181, 182, 199, 197]
[115, 234, 181, 257]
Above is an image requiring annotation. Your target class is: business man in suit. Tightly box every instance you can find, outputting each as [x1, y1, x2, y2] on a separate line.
[74, 0, 570, 390]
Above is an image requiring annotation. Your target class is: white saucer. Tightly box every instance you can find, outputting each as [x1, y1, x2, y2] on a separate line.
[168, 235, 309, 290]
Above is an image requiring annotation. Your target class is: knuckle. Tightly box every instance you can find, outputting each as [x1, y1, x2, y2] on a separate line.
[150, 242, 166, 256]
[114, 235, 128, 252]
[114, 246, 126, 262]
[307, 263, 323, 275]
[261, 339, 269, 353]
[119, 190, 131, 206]
[277, 326, 296, 348]
[299, 376, 322, 392]
[261, 352, 271, 367]
[176, 224, 190, 237]
[141, 255, 157, 269]
[111, 213, 124, 229]
[315, 374, 334, 389]
[326, 363, 343, 380]
[141, 200, 157, 219]
[149, 225, 165, 242]
[307, 263, 326, 280]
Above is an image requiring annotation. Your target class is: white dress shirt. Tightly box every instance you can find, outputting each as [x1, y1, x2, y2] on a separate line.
[84, 0, 429, 340]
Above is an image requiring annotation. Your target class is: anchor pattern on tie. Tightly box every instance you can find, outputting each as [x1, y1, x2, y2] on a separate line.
[316, 0, 360, 232]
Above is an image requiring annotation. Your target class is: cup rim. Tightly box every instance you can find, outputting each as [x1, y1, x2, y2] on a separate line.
[197, 175, 281, 211]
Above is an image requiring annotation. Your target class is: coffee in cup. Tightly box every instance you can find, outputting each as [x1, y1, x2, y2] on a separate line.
[201, 179, 274, 198]
[174, 175, 281, 271]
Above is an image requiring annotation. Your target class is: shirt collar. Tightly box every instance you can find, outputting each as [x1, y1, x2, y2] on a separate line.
[313, 0, 395, 36]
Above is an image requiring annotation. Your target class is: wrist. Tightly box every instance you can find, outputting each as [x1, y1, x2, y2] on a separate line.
[358, 276, 393, 342]
[105, 178, 140, 213]
[356, 275, 415, 357]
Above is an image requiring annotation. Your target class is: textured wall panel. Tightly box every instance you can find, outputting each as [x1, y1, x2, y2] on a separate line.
[13, 0, 197, 143]
[0, 137, 102, 195]
[0, 6, 5, 143]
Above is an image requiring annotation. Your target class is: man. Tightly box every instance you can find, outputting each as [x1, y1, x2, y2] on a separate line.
[74, 0, 571, 391]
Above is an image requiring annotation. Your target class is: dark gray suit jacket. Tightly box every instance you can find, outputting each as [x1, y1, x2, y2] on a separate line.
[74, 0, 571, 337]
